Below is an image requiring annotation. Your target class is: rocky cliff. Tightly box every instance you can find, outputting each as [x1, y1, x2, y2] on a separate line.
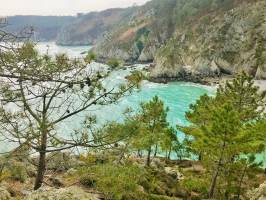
[92, 0, 177, 63]
[91, 0, 266, 80]
[7, 1, 266, 80]
[152, 0, 266, 81]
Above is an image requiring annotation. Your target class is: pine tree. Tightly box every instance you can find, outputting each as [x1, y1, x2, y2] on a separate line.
[181, 73, 266, 199]
[134, 96, 170, 166]
[0, 41, 142, 189]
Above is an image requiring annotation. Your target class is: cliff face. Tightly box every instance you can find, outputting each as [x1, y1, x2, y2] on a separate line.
[92, 0, 266, 80]
[92, 0, 178, 63]
[152, 0, 266, 80]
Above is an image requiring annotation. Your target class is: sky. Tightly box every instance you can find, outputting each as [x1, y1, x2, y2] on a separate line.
[1, 0, 150, 16]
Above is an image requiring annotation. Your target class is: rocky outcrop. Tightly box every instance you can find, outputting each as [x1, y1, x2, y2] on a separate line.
[91, 0, 266, 81]
[0, 186, 11, 200]
[46, 152, 79, 171]
[94, 44, 140, 63]
[92, 0, 177, 63]
[152, 0, 266, 81]
[24, 187, 101, 200]
[164, 167, 184, 180]
[138, 37, 160, 62]
[247, 181, 266, 200]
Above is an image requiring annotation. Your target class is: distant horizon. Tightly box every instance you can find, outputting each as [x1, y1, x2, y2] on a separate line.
[0, 0, 150, 16]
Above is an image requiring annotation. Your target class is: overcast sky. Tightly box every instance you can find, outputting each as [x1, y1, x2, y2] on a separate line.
[1, 0, 150, 16]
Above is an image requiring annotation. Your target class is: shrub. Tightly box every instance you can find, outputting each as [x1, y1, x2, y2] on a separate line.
[84, 52, 96, 64]
[9, 162, 28, 183]
[181, 177, 208, 196]
[0, 170, 10, 182]
[79, 174, 96, 187]
[107, 58, 121, 69]
[79, 163, 146, 200]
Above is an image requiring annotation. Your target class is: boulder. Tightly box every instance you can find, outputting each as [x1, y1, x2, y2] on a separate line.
[214, 58, 233, 75]
[256, 66, 266, 80]
[0, 186, 11, 200]
[164, 167, 184, 180]
[48, 177, 65, 187]
[66, 168, 78, 176]
[151, 158, 165, 170]
[46, 152, 80, 171]
[247, 182, 266, 200]
[24, 186, 101, 200]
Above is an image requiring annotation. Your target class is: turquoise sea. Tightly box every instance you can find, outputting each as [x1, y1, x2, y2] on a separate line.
[36, 42, 214, 128]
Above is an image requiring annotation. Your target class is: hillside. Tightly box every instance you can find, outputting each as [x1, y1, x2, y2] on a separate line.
[5, 0, 266, 80]
[152, 0, 266, 81]
[56, 8, 137, 46]
[91, 0, 266, 81]
[5, 15, 75, 41]
[93, 0, 178, 63]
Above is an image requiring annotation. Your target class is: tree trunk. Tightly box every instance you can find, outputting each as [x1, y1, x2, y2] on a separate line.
[198, 152, 202, 161]
[208, 132, 227, 198]
[153, 144, 158, 157]
[34, 151, 46, 190]
[34, 130, 47, 190]
[208, 163, 221, 199]
[237, 164, 248, 200]
[167, 147, 172, 160]
[146, 148, 151, 167]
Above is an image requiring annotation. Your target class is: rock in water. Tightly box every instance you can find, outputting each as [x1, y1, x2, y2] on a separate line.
[24, 186, 101, 200]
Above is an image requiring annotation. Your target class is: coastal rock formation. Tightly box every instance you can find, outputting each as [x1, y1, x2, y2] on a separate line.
[11, 0, 266, 83]
[93, 0, 177, 63]
[90, 0, 266, 81]
[152, 0, 266, 81]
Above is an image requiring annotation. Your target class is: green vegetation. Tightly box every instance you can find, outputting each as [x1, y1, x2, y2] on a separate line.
[0, 51, 265, 198]
[79, 163, 146, 200]
[100, 96, 179, 166]
[107, 58, 122, 69]
[84, 52, 97, 64]
[173, 0, 236, 25]
[129, 96, 171, 166]
[135, 28, 150, 52]
[0, 35, 142, 190]
[77, 73, 265, 200]
[181, 73, 266, 199]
